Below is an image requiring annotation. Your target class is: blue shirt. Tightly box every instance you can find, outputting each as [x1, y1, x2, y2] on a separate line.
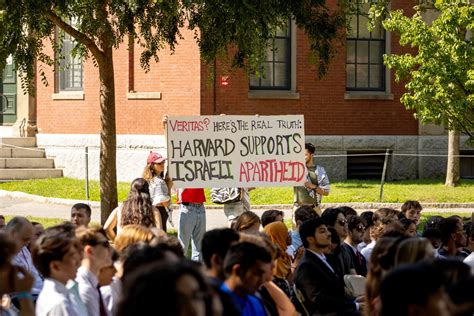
[287, 230, 302, 258]
[220, 283, 266, 316]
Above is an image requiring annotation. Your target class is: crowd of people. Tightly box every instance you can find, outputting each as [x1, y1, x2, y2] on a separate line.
[0, 139, 473, 316]
[1, 199, 474, 316]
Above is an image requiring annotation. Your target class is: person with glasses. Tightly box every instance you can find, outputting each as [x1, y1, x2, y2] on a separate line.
[321, 208, 356, 277]
[342, 215, 368, 277]
[293, 143, 330, 217]
[75, 227, 113, 316]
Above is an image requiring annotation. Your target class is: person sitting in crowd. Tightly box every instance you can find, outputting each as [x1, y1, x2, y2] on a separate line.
[0, 232, 35, 316]
[231, 211, 261, 235]
[463, 222, 474, 274]
[422, 228, 443, 250]
[71, 203, 92, 227]
[322, 208, 356, 276]
[358, 211, 374, 252]
[261, 210, 285, 228]
[6, 216, 43, 303]
[117, 261, 212, 316]
[201, 228, 240, 316]
[343, 215, 368, 277]
[28, 221, 45, 253]
[399, 218, 418, 237]
[379, 262, 454, 316]
[32, 224, 83, 316]
[221, 242, 273, 315]
[287, 205, 317, 260]
[75, 226, 113, 316]
[104, 178, 162, 240]
[400, 200, 423, 228]
[438, 216, 468, 259]
[295, 217, 360, 315]
[394, 237, 435, 267]
[263, 221, 293, 297]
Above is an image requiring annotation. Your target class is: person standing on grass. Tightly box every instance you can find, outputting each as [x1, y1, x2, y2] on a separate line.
[293, 143, 330, 217]
[71, 203, 92, 227]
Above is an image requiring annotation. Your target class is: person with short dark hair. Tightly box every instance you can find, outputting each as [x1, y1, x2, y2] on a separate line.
[463, 222, 474, 274]
[293, 143, 330, 216]
[33, 224, 83, 316]
[399, 218, 417, 237]
[221, 242, 273, 315]
[422, 228, 443, 250]
[343, 215, 368, 276]
[201, 228, 240, 316]
[358, 211, 374, 252]
[295, 218, 359, 315]
[71, 203, 92, 227]
[117, 261, 210, 316]
[438, 216, 468, 259]
[340, 206, 357, 218]
[400, 200, 423, 227]
[287, 205, 318, 259]
[261, 209, 284, 228]
[423, 215, 444, 231]
[379, 262, 454, 316]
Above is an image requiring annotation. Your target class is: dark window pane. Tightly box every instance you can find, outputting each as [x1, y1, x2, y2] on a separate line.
[249, 74, 260, 86]
[260, 62, 273, 86]
[370, 41, 383, 63]
[346, 64, 356, 88]
[369, 65, 382, 88]
[274, 63, 288, 87]
[356, 41, 369, 63]
[274, 39, 288, 62]
[356, 64, 369, 88]
[347, 41, 356, 63]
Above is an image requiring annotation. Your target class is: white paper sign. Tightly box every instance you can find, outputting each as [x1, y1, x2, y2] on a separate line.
[166, 115, 306, 188]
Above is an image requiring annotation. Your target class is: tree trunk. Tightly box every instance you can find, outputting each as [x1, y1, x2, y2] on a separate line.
[98, 47, 118, 224]
[445, 129, 460, 187]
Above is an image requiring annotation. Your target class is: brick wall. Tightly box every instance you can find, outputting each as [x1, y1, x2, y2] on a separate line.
[37, 28, 201, 135]
[201, 0, 418, 136]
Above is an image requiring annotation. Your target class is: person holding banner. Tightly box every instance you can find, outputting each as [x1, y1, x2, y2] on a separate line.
[176, 188, 206, 261]
[293, 143, 330, 216]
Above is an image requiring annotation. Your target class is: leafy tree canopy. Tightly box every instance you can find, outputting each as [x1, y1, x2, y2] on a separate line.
[377, 0, 473, 141]
[0, 0, 352, 90]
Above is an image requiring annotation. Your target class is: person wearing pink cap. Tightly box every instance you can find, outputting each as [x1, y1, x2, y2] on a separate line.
[143, 151, 173, 231]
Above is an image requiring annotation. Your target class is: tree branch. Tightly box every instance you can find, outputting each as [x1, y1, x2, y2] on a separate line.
[46, 10, 104, 62]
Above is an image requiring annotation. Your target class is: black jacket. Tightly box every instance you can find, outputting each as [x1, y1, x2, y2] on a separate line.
[294, 250, 358, 316]
[341, 243, 367, 277]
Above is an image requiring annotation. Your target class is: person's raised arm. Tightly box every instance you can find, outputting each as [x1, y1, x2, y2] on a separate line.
[103, 207, 119, 241]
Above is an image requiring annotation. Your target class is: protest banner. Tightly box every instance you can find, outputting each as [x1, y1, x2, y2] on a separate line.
[166, 115, 306, 188]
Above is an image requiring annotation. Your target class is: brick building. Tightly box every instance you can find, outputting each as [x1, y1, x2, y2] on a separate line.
[2, 1, 472, 181]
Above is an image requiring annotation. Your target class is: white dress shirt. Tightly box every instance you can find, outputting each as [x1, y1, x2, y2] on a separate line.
[36, 278, 80, 316]
[76, 266, 107, 316]
[12, 246, 43, 295]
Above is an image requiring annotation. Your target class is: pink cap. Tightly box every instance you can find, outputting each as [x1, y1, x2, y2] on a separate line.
[147, 152, 166, 164]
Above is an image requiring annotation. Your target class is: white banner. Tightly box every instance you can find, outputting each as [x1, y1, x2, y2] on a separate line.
[166, 115, 306, 188]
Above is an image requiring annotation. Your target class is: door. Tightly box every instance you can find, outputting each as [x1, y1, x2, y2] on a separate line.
[0, 56, 17, 125]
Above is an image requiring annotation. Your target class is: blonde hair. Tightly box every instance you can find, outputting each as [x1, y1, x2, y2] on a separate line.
[142, 163, 155, 182]
[394, 238, 434, 267]
[114, 225, 155, 253]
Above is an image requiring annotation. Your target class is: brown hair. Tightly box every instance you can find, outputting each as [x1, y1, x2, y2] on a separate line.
[32, 224, 79, 278]
[114, 225, 156, 253]
[231, 211, 261, 232]
[121, 178, 155, 228]
[395, 238, 434, 267]
[75, 226, 107, 246]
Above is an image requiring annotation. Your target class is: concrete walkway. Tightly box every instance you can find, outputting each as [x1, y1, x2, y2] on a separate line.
[1, 191, 473, 230]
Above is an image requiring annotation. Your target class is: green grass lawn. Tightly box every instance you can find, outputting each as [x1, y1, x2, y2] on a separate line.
[0, 178, 473, 204]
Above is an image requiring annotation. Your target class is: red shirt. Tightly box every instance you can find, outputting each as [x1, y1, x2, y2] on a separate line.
[177, 188, 206, 204]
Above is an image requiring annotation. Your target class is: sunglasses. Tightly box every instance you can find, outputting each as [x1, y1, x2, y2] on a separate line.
[338, 220, 347, 226]
[355, 225, 366, 232]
